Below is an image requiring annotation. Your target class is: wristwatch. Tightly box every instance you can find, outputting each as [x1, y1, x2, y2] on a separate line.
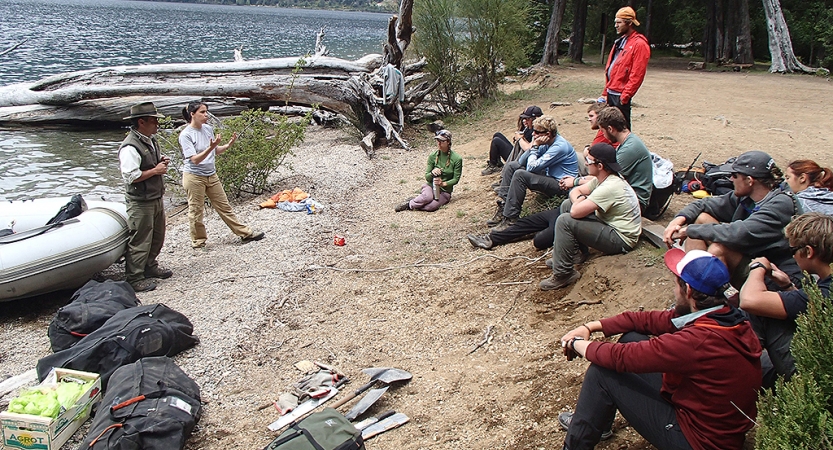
[749, 262, 766, 271]
[570, 336, 585, 350]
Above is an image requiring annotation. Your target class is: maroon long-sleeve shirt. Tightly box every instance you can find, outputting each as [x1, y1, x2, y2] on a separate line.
[586, 306, 762, 450]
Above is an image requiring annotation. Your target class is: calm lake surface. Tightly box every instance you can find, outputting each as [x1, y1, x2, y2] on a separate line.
[0, 0, 389, 201]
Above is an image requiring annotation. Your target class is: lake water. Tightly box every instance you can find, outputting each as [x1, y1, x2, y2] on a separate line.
[0, 0, 389, 201]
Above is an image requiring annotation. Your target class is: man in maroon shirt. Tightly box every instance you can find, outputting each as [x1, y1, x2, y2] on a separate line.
[558, 249, 761, 450]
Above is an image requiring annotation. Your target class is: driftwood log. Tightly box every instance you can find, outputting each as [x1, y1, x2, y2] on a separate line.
[0, 0, 429, 151]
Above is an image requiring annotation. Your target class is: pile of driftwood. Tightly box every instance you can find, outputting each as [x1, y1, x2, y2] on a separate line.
[0, 0, 433, 151]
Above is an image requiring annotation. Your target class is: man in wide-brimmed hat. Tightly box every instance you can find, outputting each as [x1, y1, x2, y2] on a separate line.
[118, 101, 172, 292]
[602, 6, 650, 130]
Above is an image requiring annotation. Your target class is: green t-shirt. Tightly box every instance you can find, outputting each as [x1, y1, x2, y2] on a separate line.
[616, 133, 653, 208]
[587, 175, 642, 248]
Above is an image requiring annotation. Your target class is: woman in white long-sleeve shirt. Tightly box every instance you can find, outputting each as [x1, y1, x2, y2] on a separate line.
[179, 101, 264, 248]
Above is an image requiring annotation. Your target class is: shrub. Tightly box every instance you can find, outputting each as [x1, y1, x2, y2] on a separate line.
[755, 282, 833, 449]
[216, 108, 312, 197]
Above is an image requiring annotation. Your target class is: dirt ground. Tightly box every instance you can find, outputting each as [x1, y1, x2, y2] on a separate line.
[2, 58, 831, 450]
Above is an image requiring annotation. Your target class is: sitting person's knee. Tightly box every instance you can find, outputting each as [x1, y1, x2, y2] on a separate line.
[694, 212, 719, 225]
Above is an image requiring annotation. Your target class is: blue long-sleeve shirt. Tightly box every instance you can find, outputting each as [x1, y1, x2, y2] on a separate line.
[517, 134, 578, 180]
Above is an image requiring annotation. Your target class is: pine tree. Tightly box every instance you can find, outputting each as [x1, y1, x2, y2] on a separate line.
[755, 282, 833, 449]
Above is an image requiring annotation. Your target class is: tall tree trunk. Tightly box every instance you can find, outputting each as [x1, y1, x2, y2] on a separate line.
[703, 0, 717, 63]
[715, 0, 726, 61]
[568, 0, 588, 63]
[722, 0, 736, 62]
[735, 0, 753, 64]
[541, 0, 568, 65]
[645, 0, 653, 42]
[761, 0, 824, 73]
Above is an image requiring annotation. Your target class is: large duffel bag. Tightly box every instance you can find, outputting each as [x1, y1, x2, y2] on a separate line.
[81, 356, 202, 450]
[36, 303, 199, 388]
[264, 408, 364, 450]
[48, 279, 141, 352]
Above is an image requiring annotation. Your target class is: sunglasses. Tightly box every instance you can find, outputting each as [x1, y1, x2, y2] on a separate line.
[532, 129, 549, 135]
[789, 245, 805, 255]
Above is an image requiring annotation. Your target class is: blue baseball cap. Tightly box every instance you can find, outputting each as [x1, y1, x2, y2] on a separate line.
[664, 249, 731, 297]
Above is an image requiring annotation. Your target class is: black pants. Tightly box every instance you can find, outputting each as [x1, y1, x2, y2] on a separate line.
[607, 93, 632, 131]
[489, 133, 513, 165]
[565, 332, 692, 450]
[489, 208, 561, 249]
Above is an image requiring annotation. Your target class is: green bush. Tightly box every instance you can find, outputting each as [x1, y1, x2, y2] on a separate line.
[755, 282, 833, 449]
[216, 108, 312, 197]
[413, 0, 529, 112]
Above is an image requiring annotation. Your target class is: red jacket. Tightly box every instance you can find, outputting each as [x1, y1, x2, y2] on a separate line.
[591, 129, 618, 148]
[586, 306, 761, 450]
[603, 31, 650, 104]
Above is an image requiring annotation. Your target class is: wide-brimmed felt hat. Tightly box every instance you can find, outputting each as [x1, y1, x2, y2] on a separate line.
[616, 6, 640, 26]
[732, 150, 775, 178]
[434, 129, 452, 142]
[664, 249, 730, 297]
[588, 143, 623, 173]
[519, 106, 544, 119]
[123, 102, 165, 120]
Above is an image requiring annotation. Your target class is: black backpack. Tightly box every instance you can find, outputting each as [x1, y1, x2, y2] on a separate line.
[81, 356, 202, 450]
[48, 279, 141, 352]
[36, 304, 199, 389]
[701, 158, 736, 196]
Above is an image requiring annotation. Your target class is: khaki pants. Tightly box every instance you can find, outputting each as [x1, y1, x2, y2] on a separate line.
[182, 172, 252, 248]
[125, 197, 166, 283]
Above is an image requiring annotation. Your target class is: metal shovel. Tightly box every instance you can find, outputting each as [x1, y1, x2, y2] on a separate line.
[344, 386, 388, 420]
[329, 367, 412, 410]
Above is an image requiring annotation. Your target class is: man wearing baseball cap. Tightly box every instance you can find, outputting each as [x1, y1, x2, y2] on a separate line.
[118, 102, 172, 292]
[558, 249, 761, 449]
[663, 150, 801, 285]
[602, 6, 650, 130]
[539, 143, 641, 290]
[482, 105, 543, 175]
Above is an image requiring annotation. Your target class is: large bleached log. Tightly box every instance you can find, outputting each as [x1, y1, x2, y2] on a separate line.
[0, 56, 383, 126]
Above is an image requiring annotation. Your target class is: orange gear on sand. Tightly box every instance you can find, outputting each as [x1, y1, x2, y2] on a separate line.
[260, 188, 310, 208]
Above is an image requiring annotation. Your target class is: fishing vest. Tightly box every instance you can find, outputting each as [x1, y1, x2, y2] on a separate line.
[119, 130, 165, 201]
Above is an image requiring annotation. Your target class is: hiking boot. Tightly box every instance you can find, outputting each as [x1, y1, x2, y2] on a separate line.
[486, 200, 506, 227]
[144, 266, 173, 279]
[539, 269, 581, 291]
[491, 182, 500, 189]
[130, 278, 157, 293]
[242, 230, 265, 243]
[546, 252, 589, 269]
[467, 234, 493, 250]
[395, 199, 412, 212]
[558, 412, 613, 440]
[492, 216, 517, 231]
[481, 163, 502, 176]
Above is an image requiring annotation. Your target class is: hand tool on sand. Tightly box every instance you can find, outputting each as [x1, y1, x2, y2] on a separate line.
[267, 387, 339, 431]
[329, 367, 412, 410]
[361, 412, 410, 440]
[344, 386, 388, 421]
[353, 410, 396, 431]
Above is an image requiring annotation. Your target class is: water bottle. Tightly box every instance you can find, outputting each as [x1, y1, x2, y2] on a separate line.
[432, 177, 441, 200]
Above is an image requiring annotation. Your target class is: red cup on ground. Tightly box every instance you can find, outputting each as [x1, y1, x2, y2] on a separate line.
[333, 235, 346, 246]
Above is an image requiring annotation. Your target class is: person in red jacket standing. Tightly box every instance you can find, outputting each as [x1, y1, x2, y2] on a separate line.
[557, 249, 761, 450]
[603, 6, 650, 130]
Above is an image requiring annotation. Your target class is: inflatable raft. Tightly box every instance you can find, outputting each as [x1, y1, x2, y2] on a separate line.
[0, 197, 129, 302]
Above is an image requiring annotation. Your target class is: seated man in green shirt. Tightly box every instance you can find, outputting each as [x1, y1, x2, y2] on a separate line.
[593, 106, 653, 211]
[540, 143, 642, 290]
